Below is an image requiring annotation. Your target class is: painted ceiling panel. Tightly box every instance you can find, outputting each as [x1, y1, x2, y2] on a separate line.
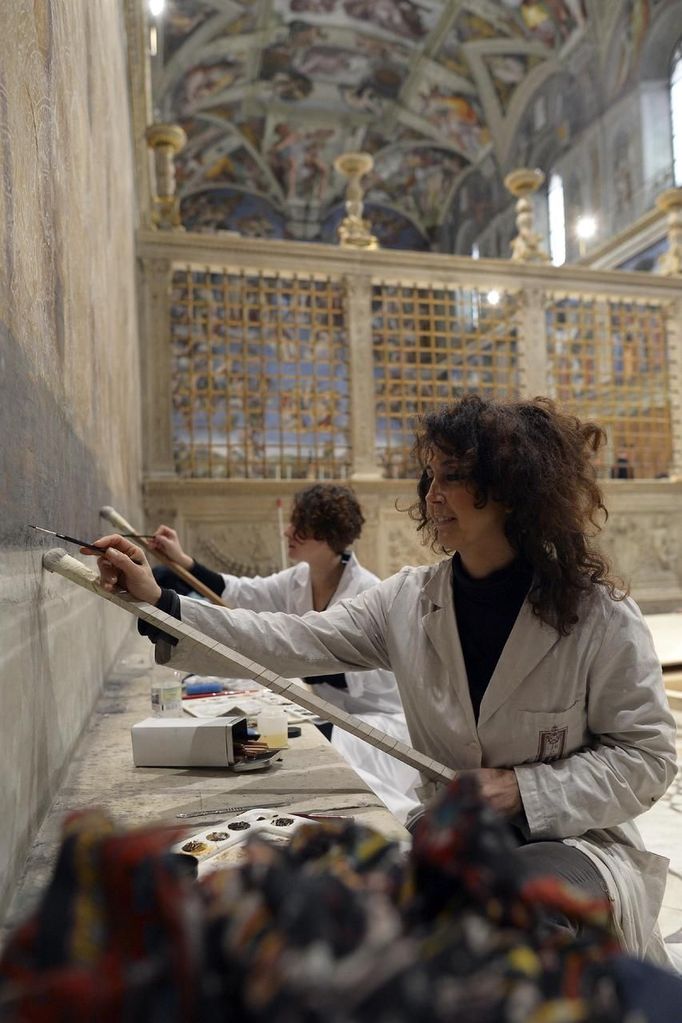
[150, 0, 666, 248]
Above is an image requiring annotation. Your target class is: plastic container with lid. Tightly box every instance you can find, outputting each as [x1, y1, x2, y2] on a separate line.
[256, 707, 289, 749]
[150, 669, 183, 717]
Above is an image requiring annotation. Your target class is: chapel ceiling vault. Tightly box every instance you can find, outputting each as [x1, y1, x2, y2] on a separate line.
[150, 0, 660, 250]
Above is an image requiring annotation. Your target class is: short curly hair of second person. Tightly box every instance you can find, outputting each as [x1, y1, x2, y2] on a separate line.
[290, 484, 365, 555]
[410, 394, 624, 635]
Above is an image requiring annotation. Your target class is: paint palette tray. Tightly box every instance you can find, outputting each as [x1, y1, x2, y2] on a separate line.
[173, 807, 318, 876]
[182, 690, 320, 725]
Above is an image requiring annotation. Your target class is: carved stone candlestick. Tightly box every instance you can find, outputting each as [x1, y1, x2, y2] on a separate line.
[656, 187, 682, 276]
[145, 122, 187, 230]
[504, 167, 549, 263]
[334, 151, 379, 250]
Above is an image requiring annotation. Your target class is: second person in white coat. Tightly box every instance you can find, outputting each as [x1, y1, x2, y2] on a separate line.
[147, 484, 420, 823]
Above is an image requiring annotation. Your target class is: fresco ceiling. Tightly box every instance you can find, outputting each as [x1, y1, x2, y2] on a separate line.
[151, 0, 662, 249]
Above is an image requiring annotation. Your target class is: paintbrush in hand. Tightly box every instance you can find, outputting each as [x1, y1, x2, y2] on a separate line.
[29, 525, 108, 555]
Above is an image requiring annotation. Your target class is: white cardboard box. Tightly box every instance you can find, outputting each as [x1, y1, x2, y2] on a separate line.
[131, 716, 248, 767]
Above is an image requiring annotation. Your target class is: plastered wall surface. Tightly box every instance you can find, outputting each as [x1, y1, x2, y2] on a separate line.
[0, 1, 142, 918]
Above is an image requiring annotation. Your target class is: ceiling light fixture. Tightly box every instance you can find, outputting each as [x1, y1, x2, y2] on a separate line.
[575, 214, 597, 258]
[149, 0, 166, 17]
[575, 215, 597, 241]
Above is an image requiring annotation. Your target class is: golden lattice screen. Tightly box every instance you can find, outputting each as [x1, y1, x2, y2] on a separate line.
[168, 270, 674, 483]
[372, 284, 520, 477]
[545, 297, 672, 479]
[170, 268, 351, 478]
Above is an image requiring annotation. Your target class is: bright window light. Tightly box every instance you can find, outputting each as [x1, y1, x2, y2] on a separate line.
[548, 173, 566, 266]
[671, 44, 682, 186]
[486, 289, 501, 306]
[149, 0, 166, 17]
[575, 215, 597, 240]
[471, 243, 480, 260]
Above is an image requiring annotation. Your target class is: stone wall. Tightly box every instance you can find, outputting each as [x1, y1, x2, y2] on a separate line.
[0, 1, 142, 919]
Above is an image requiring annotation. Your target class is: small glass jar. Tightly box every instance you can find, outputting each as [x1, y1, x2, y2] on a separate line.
[256, 707, 289, 749]
[150, 669, 183, 717]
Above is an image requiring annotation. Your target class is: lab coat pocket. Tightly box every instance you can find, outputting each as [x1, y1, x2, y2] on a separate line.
[514, 699, 586, 764]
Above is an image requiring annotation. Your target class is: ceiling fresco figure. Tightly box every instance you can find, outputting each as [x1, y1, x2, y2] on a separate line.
[342, 0, 434, 40]
[419, 90, 490, 159]
[175, 57, 247, 114]
[613, 131, 635, 219]
[163, 1, 216, 61]
[268, 123, 335, 203]
[289, 0, 338, 12]
[180, 122, 273, 196]
[456, 8, 521, 42]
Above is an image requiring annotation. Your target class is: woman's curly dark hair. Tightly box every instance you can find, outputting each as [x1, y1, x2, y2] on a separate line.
[409, 395, 625, 634]
[290, 484, 365, 555]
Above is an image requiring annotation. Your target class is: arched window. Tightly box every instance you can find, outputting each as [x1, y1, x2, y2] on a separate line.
[671, 42, 682, 185]
[548, 172, 566, 266]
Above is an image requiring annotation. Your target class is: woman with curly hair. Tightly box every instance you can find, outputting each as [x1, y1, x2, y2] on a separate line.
[147, 484, 420, 823]
[88, 397, 677, 962]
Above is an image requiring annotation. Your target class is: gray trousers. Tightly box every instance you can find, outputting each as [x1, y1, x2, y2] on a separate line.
[513, 839, 611, 939]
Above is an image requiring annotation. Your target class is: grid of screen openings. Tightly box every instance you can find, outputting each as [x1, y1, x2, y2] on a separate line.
[545, 297, 672, 479]
[170, 268, 351, 479]
[372, 284, 520, 478]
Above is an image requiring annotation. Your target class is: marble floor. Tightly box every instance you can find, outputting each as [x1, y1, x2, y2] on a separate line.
[637, 708, 682, 947]
[645, 612, 682, 669]
[640, 612, 682, 952]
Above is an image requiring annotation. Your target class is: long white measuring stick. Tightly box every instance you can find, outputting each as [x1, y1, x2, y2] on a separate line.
[43, 548, 456, 786]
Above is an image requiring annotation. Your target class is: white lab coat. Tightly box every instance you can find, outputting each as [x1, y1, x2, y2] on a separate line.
[215, 554, 420, 821]
[217, 555, 402, 716]
[160, 558, 678, 964]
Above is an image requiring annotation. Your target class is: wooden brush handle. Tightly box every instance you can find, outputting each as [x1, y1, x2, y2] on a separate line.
[99, 506, 228, 608]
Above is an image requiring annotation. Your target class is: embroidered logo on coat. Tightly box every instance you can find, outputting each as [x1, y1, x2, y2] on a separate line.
[537, 725, 567, 761]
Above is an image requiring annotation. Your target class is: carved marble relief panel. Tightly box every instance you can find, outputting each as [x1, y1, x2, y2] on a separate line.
[192, 524, 281, 578]
[599, 511, 682, 605]
[379, 518, 443, 578]
[144, 481, 682, 610]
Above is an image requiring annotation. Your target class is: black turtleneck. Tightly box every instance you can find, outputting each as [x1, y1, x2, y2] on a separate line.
[451, 553, 533, 722]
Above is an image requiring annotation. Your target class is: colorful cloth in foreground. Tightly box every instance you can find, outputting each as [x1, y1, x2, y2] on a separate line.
[1, 777, 680, 1022]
